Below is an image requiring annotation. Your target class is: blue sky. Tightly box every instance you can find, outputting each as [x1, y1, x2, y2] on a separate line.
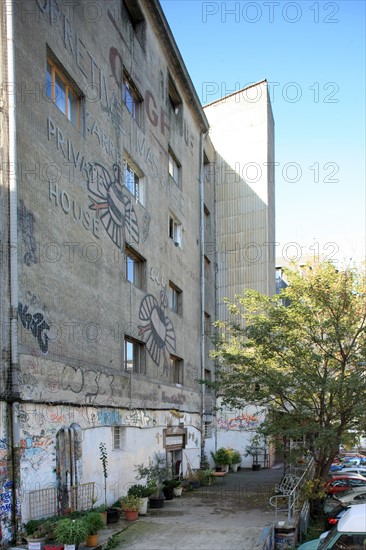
[160, 0, 366, 265]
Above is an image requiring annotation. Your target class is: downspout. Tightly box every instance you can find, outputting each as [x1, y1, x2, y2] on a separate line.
[199, 131, 208, 463]
[6, 0, 20, 543]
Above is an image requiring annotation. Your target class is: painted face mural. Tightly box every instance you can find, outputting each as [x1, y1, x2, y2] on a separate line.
[139, 291, 176, 375]
[87, 163, 139, 250]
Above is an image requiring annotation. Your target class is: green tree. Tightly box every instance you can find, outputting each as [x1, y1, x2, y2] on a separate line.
[212, 261, 366, 480]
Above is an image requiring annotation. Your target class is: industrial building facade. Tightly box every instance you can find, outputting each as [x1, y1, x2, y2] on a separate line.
[0, 0, 274, 543]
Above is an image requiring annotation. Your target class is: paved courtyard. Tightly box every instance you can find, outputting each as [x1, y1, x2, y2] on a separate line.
[98, 466, 287, 550]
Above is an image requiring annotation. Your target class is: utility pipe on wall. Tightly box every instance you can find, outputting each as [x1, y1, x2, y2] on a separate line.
[6, 0, 20, 543]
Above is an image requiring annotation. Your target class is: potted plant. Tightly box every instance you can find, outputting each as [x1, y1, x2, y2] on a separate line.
[135, 453, 171, 508]
[228, 449, 241, 472]
[54, 518, 88, 550]
[162, 479, 177, 500]
[196, 468, 216, 486]
[127, 483, 156, 515]
[99, 442, 119, 523]
[211, 447, 231, 472]
[83, 511, 105, 547]
[245, 445, 263, 471]
[120, 495, 143, 521]
[22, 519, 52, 543]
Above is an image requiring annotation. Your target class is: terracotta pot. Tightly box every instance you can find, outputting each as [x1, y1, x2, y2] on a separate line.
[124, 509, 139, 521]
[86, 534, 99, 547]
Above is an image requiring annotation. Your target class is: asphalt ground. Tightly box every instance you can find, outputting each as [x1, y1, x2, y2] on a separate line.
[93, 465, 287, 550]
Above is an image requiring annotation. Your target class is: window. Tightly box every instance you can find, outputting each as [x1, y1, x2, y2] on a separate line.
[123, 158, 144, 204]
[122, 71, 142, 125]
[124, 245, 145, 288]
[168, 76, 182, 131]
[122, 0, 146, 48]
[112, 426, 122, 450]
[170, 355, 183, 385]
[204, 205, 211, 230]
[204, 255, 211, 279]
[168, 149, 181, 187]
[204, 312, 212, 338]
[204, 421, 213, 439]
[168, 282, 182, 315]
[124, 337, 145, 374]
[46, 56, 81, 129]
[169, 215, 182, 247]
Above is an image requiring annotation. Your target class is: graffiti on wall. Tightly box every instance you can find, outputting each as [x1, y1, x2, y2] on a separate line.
[217, 413, 260, 431]
[18, 200, 38, 266]
[18, 303, 50, 354]
[138, 291, 176, 375]
[61, 366, 114, 404]
[87, 163, 139, 250]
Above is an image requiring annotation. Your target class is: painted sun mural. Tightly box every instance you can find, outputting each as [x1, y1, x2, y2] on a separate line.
[87, 162, 139, 250]
[139, 291, 176, 375]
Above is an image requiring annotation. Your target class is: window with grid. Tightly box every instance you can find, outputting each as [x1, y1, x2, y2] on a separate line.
[204, 312, 212, 338]
[46, 56, 81, 129]
[170, 355, 183, 385]
[124, 245, 145, 289]
[124, 337, 145, 374]
[122, 71, 142, 125]
[112, 426, 122, 450]
[168, 282, 182, 315]
[168, 149, 181, 187]
[205, 421, 213, 439]
[123, 158, 144, 204]
[169, 215, 182, 247]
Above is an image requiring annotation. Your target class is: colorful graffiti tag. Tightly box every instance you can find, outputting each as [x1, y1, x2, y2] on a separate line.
[217, 413, 260, 431]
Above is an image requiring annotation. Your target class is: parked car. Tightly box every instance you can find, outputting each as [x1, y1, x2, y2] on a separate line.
[324, 474, 366, 495]
[324, 486, 366, 513]
[297, 502, 366, 549]
[323, 503, 349, 530]
[340, 467, 366, 477]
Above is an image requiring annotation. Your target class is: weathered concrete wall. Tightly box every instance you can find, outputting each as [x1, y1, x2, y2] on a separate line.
[1, 0, 209, 535]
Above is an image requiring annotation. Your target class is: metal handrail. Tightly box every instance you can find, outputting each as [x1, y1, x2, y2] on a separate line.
[269, 458, 315, 521]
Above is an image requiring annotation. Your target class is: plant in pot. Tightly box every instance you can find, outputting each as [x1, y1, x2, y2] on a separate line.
[162, 479, 179, 500]
[245, 445, 263, 471]
[196, 468, 216, 486]
[120, 495, 143, 521]
[83, 511, 105, 547]
[228, 449, 241, 472]
[54, 518, 88, 550]
[99, 442, 119, 524]
[127, 483, 156, 515]
[135, 452, 171, 508]
[211, 447, 231, 472]
[170, 479, 183, 497]
[22, 519, 53, 543]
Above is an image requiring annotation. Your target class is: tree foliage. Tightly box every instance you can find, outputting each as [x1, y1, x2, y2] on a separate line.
[212, 262, 366, 479]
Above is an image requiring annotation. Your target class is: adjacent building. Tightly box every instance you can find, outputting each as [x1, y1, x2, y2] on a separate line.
[0, 0, 275, 542]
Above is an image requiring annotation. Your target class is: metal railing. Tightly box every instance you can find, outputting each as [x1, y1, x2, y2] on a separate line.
[269, 458, 315, 521]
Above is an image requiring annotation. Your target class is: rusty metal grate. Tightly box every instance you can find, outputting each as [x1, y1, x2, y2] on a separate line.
[70, 482, 95, 512]
[29, 487, 57, 519]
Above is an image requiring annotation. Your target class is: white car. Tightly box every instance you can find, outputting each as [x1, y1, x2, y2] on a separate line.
[298, 502, 366, 549]
[323, 486, 366, 513]
[340, 467, 366, 477]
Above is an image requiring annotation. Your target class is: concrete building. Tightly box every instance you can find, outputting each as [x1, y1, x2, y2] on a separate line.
[0, 0, 274, 543]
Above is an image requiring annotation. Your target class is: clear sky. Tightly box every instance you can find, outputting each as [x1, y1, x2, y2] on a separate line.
[160, 0, 366, 266]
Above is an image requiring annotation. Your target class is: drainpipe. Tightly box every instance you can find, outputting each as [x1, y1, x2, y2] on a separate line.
[199, 131, 208, 464]
[6, 0, 20, 543]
